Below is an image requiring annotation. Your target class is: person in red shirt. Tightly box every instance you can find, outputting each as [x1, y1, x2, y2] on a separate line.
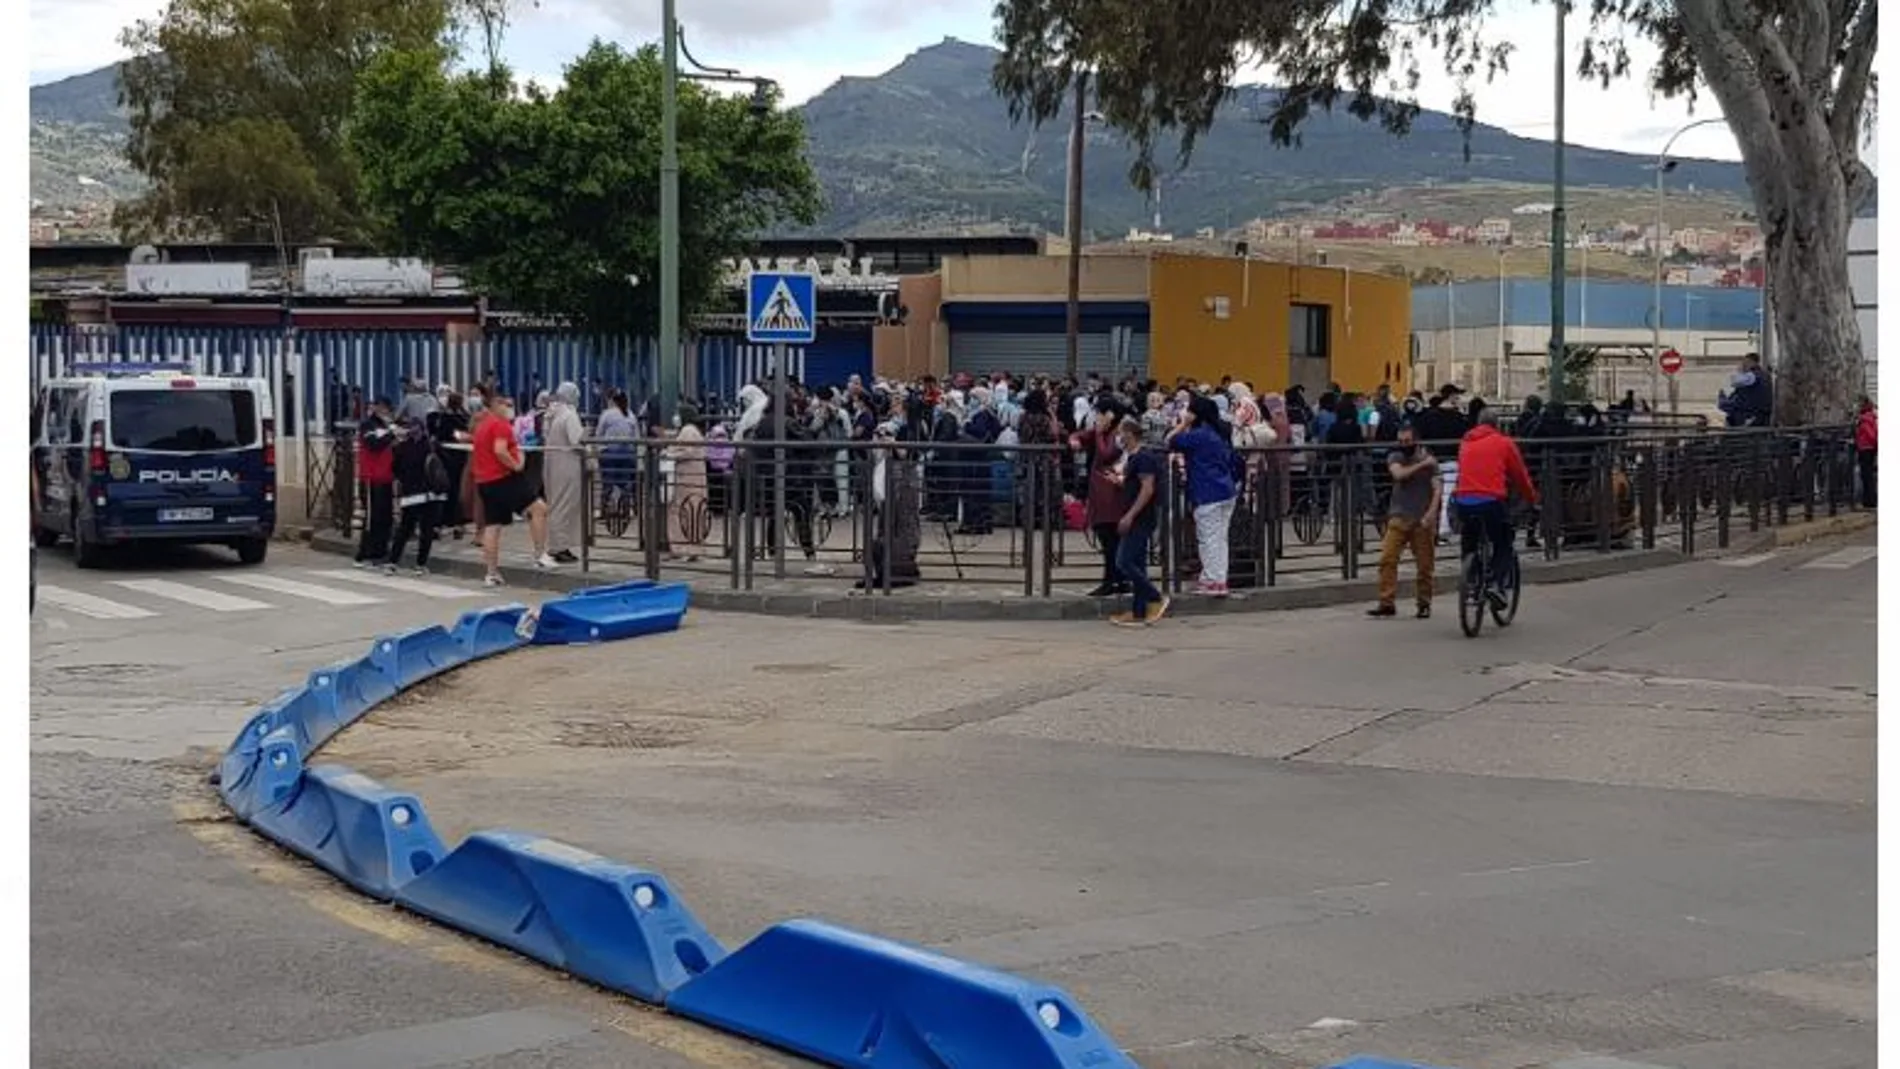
[1856, 395, 1877, 510]
[353, 398, 396, 566]
[1452, 410, 1539, 605]
[472, 393, 553, 586]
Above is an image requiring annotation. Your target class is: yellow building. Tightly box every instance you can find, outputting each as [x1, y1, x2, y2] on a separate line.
[876, 249, 1413, 395]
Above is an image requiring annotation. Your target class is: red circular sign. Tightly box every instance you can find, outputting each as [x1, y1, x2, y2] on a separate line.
[1659, 349, 1684, 375]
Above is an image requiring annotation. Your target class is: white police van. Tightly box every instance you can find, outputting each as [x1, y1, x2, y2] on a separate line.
[32, 363, 277, 568]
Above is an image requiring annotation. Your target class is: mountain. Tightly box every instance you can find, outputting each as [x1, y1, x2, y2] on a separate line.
[28, 40, 1756, 235]
[793, 38, 1753, 236]
[29, 64, 140, 208]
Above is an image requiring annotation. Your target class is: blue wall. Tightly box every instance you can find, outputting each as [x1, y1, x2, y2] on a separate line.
[1411, 280, 1763, 333]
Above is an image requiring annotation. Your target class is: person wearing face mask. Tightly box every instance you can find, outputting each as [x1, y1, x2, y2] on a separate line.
[472, 393, 555, 585]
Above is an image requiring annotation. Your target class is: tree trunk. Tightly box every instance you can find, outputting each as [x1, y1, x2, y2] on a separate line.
[1672, 0, 1871, 426]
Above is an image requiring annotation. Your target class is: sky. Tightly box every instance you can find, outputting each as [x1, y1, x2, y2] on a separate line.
[28, 0, 1856, 169]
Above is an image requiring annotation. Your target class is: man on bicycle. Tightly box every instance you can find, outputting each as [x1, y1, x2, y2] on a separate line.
[1452, 410, 1539, 606]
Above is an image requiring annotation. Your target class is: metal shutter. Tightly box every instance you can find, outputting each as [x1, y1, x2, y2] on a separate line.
[949, 329, 1149, 380]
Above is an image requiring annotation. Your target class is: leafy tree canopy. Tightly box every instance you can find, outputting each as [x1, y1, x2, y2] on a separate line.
[349, 42, 822, 335]
[116, 0, 461, 242]
[993, 0, 1878, 422]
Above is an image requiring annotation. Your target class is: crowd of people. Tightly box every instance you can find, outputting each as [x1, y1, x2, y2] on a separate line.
[342, 353, 1874, 617]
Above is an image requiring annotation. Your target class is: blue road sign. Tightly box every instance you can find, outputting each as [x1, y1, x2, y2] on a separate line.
[745, 272, 817, 345]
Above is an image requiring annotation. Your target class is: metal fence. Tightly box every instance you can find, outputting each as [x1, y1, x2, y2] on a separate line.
[315, 423, 1864, 594]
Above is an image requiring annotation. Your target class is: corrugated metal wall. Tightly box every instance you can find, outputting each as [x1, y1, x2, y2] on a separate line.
[948, 328, 1149, 379]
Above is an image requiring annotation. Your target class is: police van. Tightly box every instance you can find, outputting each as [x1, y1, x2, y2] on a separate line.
[32, 363, 277, 568]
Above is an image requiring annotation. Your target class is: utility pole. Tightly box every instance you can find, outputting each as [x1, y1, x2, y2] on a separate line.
[1064, 74, 1086, 381]
[657, 0, 680, 425]
[1546, 0, 1568, 406]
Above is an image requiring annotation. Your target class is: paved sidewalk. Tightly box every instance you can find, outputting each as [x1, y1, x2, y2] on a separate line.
[308, 523, 1710, 619]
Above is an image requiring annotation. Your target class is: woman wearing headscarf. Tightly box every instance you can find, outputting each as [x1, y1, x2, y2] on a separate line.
[1260, 392, 1295, 514]
[541, 382, 586, 563]
[666, 400, 708, 560]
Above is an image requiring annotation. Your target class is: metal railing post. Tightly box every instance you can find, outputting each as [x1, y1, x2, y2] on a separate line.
[1715, 438, 1732, 548]
[1639, 442, 1657, 550]
[1022, 453, 1036, 598]
[1594, 443, 1613, 552]
[580, 447, 593, 575]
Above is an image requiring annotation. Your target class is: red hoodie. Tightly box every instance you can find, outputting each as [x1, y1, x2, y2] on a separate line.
[1454, 424, 1538, 505]
[1856, 407, 1877, 452]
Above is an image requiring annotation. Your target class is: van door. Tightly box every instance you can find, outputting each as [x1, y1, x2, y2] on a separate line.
[102, 385, 268, 530]
[39, 387, 85, 534]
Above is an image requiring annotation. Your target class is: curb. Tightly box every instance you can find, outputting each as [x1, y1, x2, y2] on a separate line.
[1767, 511, 1875, 547]
[307, 531, 1687, 621]
[212, 577, 1145, 1069]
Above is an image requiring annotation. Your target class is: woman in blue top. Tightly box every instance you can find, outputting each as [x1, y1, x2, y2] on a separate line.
[1167, 394, 1238, 596]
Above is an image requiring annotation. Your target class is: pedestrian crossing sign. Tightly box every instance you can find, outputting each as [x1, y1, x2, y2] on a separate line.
[746, 271, 817, 344]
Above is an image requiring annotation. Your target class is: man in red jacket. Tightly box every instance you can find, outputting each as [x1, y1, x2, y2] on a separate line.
[353, 398, 397, 566]
[1452, 410, 1539, 605]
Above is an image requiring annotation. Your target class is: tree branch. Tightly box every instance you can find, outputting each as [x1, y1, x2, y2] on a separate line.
[1829, 0, 1875, 159]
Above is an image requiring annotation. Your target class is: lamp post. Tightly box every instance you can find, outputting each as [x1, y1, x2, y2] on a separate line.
[1651, 117, 1725, 415]
[1496, 247, 1508, 398]
[1545, 0, 1568, 406]
[657, 14, 777, 423]
[1063, 84, 1104, 380]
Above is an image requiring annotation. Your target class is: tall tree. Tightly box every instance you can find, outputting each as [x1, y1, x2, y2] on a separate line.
[115, 0, 460, 243]
[349, 42, 822, 335]
[995, 0, 1879, 424]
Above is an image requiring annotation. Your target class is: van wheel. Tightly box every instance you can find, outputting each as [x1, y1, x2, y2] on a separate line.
[32, 526, 60, 549]
[236, 538, 268, 565]
[72, 521, 103, 570]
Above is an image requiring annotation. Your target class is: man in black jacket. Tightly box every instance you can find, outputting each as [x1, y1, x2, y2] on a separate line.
[1410, 385, 1470, 541]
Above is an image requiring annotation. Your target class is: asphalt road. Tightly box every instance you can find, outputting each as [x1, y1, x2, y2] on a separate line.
[31, 534, 1877, 1069]
[31, 541, 806, 1069]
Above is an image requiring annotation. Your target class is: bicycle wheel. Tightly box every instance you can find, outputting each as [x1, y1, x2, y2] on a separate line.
[1458, 551, 1486, 638]
[1489, 552, 1521, 627]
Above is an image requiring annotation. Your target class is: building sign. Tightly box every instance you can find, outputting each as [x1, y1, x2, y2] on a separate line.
[125, 263, 252, 295]
[718, 255, 895, 290]
[301, 257, 434, 297]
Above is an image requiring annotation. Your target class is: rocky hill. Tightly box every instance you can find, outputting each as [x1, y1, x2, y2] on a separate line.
[30, 39, 1756, 234]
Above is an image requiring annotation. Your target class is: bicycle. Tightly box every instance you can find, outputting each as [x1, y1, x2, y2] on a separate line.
[599, 478, 634, 538]
[1458, 513, 1521, 638]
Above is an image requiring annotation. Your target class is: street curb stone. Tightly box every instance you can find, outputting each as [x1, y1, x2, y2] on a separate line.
[310, 530, 1688, 620]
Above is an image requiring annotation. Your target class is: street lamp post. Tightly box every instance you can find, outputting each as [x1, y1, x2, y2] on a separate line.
[1652, 117, 1725, 415]
[1546, 0, 1568, 406]
[1063, 83, 1104, 380]
[657, 16, 777, 424]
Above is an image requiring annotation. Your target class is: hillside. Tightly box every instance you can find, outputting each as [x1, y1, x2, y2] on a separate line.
[29, 39, 1758, 235]
[793, 38, 1754, 235]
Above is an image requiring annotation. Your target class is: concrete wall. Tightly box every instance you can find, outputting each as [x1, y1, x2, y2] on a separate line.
[939, 254, 1150, 303]
[1147, 255, 1286, 389]
[1290, 265, 1413, 396]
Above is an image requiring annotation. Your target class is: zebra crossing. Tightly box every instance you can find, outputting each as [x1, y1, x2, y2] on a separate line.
[1716, 545, 1877, 570]
[36, 567, 485, 623]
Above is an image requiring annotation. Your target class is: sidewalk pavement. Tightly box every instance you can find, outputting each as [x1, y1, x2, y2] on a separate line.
[306, 521, 1712, 620]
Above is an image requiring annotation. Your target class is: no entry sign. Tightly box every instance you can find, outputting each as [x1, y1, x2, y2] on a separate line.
[1659, 349, 1684, 375]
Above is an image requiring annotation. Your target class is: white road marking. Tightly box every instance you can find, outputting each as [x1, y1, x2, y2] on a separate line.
[111, 579, 271, 612]
[1717, 552, 1777, 568]
[1802, 546, 1877, 570]
[216, 573, 384, 606]
[309, 569, 482, 599]
[37, 585, 158, 620]
[1460, 859, 1595, 878]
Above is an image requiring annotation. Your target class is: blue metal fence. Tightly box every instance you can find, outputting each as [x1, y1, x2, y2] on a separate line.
[29, 325, 874, 424]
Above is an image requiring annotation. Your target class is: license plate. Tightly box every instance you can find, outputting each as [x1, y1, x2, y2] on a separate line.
[158, 507, 214, 522]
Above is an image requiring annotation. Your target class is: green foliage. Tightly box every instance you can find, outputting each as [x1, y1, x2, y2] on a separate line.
[350, 41, 822, 335]
[115, 0, 459, 242]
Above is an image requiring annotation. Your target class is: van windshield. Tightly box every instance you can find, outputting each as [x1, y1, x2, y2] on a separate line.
[109, 389, 259, 451]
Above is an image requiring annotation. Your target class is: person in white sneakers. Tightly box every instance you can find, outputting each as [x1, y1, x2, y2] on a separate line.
[471, 393, 555, 585]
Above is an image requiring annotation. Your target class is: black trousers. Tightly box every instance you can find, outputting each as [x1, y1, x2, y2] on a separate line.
[356, 483, 393, 562]
[387, 500, 439, 567]
[1093, 522, 1122, 583]
[1859, 449, 1877, 509]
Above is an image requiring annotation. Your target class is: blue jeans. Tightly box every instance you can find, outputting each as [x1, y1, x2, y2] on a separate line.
[1455, 497, 1515, 589]
[1116, 524, 1162, 617]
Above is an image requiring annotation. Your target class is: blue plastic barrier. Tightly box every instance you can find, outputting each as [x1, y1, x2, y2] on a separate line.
[395, 829, 724, 1004]
[529, 582, 689, 646]
[451, 604, 531, 661]
[667, 918, 1140, 1069]
[369, 624, 470, 691]
[219, 725, 305, 821]
[564, 578, 656, 599]
[249, 765, 447, 900]
[297, 656, 400, 750]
